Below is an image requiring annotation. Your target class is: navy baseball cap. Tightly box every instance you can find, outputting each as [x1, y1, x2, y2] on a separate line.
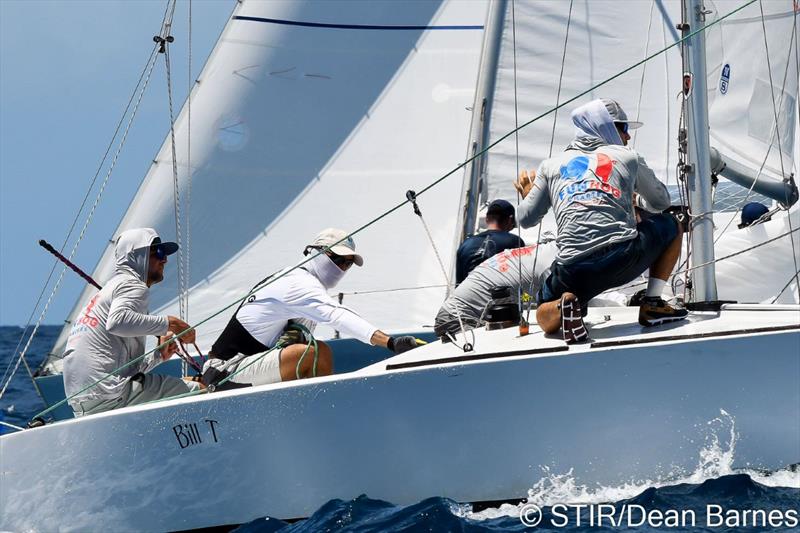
[740, 202, 769, 227]
[486, 199, 515, 219]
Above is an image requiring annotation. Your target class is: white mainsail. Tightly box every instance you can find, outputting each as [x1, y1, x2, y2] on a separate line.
[49, 0, 489, 365]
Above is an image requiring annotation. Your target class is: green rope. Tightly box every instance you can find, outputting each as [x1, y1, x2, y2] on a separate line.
[30, 0, 755, 424]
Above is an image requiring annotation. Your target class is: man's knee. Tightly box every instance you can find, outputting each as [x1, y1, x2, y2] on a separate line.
[291, 341, 333, 378]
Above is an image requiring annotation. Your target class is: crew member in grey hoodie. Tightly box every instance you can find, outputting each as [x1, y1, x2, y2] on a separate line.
[62, 228, 198, 416]
[515, 99, 687, 343]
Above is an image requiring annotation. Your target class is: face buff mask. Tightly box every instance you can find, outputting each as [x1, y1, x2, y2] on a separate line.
[306, 253, 346, 289]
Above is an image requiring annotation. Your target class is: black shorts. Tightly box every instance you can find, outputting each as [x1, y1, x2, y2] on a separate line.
[536, 213, 679, 306]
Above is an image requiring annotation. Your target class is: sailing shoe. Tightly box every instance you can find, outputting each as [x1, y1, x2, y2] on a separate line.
[638, 297, 689, 327]
[560, 294, 589, 344]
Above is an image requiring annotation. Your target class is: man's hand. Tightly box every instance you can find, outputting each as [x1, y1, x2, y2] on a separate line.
[167, 315, 195, 343]
[158, 331, 179, 361]
[390, 335, 424, 354]
[513, 168, 535, 199]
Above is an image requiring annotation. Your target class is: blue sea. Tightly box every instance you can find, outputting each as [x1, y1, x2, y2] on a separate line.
[1, 325, 798, 532]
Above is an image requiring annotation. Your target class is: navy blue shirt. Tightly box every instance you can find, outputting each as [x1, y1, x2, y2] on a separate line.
[455, 230, 525, 284]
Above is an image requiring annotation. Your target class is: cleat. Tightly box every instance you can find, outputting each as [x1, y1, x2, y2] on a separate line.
[560, 294, 589, 344]
[639, 297, 688, 327]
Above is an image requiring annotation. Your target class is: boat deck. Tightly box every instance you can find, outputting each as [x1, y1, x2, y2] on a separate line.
[365, 304, 800, 373]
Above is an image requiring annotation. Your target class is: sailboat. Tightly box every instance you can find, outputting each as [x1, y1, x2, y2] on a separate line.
[1, 0, 798, 531]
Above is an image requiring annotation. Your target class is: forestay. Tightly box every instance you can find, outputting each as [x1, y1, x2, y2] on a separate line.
[48, 0, 489, 369]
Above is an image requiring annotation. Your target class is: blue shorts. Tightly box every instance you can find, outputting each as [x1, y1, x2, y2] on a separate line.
[536, 213, 679, 306]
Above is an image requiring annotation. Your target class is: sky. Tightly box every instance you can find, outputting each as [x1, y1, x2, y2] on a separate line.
[0, 0, 235, 325]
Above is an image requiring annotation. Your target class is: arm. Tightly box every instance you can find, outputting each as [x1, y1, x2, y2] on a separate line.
[106, 280, 168, 337]
[287, 285, 420, 353]
[107, 279, 195, 342]
[633, 153, 670, 212]
[516, 165, 551, 228]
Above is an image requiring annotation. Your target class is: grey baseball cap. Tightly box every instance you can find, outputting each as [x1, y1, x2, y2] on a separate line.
[602, 99, 643, 129]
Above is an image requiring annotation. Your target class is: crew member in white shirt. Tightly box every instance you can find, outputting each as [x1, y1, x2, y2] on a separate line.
[202, 228, 421, 389]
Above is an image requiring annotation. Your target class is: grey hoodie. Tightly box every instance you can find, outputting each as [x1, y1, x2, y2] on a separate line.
[62, 228, 170, 404]
[517, 100, 670, 264]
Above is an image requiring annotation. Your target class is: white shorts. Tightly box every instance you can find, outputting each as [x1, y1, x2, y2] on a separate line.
[227, 349, 283, 386]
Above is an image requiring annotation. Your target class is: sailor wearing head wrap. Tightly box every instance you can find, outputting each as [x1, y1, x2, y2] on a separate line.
[514, 98, 687, 341]
[203, 228, 422, 389]
[62, 228, 198, 416]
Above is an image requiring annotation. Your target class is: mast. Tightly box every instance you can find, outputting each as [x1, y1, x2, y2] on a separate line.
[456, 0, 507, 247]
[681, 0, 718, 302]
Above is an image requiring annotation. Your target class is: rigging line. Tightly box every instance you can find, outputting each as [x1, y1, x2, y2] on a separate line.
[337, 284, 447, 296]
[510, 0, 524, 317]
[676, 226, 800, 275]
[2, 45, 163, 401]
[186, 0, 193, 323]
[161, 1, 188, 322]
[771, 265, 800, 303]
[633, 0, 656, 153]
[29, 0, 757, 421]
[526, 0, 573, 323]
[759, 0, 799, 300]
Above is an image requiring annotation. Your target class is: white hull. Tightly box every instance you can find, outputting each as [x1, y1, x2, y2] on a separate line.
[2, 307, 798, 531]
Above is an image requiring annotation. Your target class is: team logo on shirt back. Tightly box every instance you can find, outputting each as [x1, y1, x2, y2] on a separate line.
[558, 154, 621, 204]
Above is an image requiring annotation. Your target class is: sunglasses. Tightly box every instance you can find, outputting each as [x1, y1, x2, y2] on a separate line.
[150, 245, 168, 261]
[327, 252, 355, 270]
[617, 122, 629, 135]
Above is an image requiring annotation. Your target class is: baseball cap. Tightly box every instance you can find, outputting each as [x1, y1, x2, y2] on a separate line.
[486, 199, 515, 219]
[602, 98, 643, 129]
[308, 228, 364, 266]
[740, 202, 770, 227]
[150, 236, 179, 256]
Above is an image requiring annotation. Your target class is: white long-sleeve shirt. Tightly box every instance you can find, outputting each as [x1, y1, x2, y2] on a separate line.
[236, 267, 377, 348]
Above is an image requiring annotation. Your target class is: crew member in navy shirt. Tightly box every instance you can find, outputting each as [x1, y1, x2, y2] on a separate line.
[455, 199, 524, 284]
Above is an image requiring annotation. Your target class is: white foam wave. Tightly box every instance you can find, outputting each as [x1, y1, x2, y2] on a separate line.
[462, 409, 799, 522]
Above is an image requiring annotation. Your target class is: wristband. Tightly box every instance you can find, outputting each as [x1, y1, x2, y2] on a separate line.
[387, 336, 396, 351]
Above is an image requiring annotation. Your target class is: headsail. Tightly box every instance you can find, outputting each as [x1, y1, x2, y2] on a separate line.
[48, 0, 489, 370]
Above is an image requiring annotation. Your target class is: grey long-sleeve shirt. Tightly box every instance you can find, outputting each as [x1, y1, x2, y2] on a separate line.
[63, 229, 169, 404]
[517, 144, 670, 264]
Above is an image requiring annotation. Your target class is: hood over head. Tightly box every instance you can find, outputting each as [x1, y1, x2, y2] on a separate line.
[114, 228, 178, 283]
[568, 99, 624, 150]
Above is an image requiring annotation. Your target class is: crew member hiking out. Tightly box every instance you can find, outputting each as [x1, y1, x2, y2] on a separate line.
[435, 242, 557, 338]
[202, 228, 423, 389]
[516, 98, 688, 343]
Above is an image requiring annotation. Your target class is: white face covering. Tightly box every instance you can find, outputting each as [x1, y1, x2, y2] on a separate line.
[306, 253, 346, 289]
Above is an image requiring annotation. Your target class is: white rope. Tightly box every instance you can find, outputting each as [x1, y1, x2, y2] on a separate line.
[185, 0, 193, 323]
[757, 0, 799, 299]
[160, 0, 188, 322]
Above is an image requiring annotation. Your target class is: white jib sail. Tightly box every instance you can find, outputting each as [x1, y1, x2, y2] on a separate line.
[49, 0, 489, 367]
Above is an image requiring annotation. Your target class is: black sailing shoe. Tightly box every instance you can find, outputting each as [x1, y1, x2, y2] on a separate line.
[638, 297, 689, 327]
[560, 294, 589, 344]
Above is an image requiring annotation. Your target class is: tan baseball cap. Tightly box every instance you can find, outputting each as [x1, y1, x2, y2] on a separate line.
[308, 228, 364, 266]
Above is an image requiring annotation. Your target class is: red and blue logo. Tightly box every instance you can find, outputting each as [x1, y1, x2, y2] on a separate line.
[559, 153, 614, 182]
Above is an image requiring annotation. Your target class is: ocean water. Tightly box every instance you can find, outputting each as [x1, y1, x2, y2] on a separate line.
[1, 326, 798, 532]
